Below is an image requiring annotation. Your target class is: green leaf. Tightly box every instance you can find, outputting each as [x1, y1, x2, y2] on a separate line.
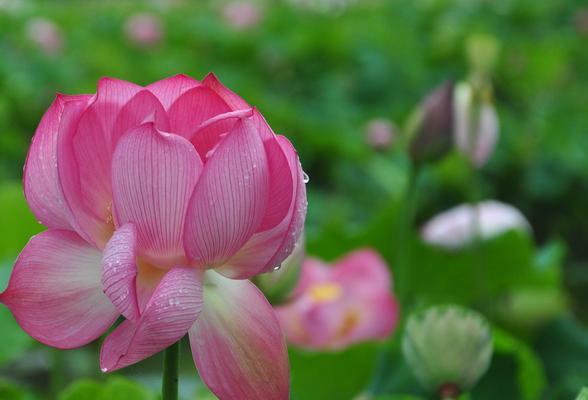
[290, 343, 380, 400]
[0, 380, 27, 400]
[58, 377, 154, 400]
[58, 379, 104, 400]
[576, 388, 588, 400]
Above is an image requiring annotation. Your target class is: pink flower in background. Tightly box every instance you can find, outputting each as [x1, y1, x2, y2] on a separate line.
[364, 118, 396, 151]
[0, 74, 307, 400]
[125, 12, 163, 47]
[222, 1, 263, 30]
[275, 249, 398, 350]
[421, 200, 531, 250]
[25, 17, 64, 56]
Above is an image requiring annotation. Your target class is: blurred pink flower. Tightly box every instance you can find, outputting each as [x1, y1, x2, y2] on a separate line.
[364, 118, 396, 151]
[421, 200, 531, 250]
[575, 8, 588, 36]
[25, 17, 64, 56]
[275, 249, 398, 350]
[453, 81, 499, 168]
[124, 12, 163, 47]
[1, 74, 307, 400]
[222, 1, 263, 30]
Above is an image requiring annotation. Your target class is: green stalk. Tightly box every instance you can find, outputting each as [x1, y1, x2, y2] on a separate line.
[162, 341, 180, 400]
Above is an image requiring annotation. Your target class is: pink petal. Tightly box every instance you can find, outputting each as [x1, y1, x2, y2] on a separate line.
[189, 272, 289, 400]
[217, 135, 306, 278]
[100, 266, 203, 372]
[111, 89, 170, 141]
[167, 86, 231, 138]
[57, 78, 143, 247]
[146, 74, 200, 110]
[202, 72, 250, 110]
[189, 108, 254, 160]
[333, 249, 393, 293]
[24, 94, 91, 231]
[183, 118, 269, 267]
[102, 223, 140, 321]
[111, 123, 202, 267]
[0, 230, 118, 349]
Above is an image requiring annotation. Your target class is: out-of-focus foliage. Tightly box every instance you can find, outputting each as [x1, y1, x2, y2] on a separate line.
[0, 0, 587, 399]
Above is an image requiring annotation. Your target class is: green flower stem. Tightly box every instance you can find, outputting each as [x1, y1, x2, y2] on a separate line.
[162, 341, 180, 400]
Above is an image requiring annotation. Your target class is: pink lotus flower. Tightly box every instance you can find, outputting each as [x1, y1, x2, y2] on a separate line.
[275, 249, 398, 350]
[421, 200, 531, 250]
[0, 74, 307, 400]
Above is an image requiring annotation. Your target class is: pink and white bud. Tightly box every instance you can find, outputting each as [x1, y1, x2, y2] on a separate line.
[124, 12, 163, 47]
[25, 17, 64, 56]
[364, 118, 396, 151]
[421, 200, 531, 250]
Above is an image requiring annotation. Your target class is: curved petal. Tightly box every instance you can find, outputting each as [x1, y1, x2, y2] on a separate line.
[0, 230, 118, 349]
[102, 223, 139, 321]
[202, 73, 250, 110]
[147, 74, 200, 110]
[333, 249, 393, 293]
[189, 272, 289, 400]
[183, 118, 269, 267]
[23, 94, 92, 231]
[111, 123, 202, 267]
[57, 78, 142, 247]
[167, 86, 231, 138]
[100, 266, 203, 372]
[217, 135, 306, 278]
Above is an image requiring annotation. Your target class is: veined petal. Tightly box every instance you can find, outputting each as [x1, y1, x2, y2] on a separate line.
[102, 223, 139, 321]
[147, 74, 200, 110]
[217, 135, 306, 278]
[0, 230, 118, 349]
[189, 272, 289, 400]
[111, 123, 202, 266]
[24, 94, 92, 231]
[183, 118, 269, 267]
[168, 86, 231, 138]
[202, 73, 250, 110]
[100, 266, 203, 372]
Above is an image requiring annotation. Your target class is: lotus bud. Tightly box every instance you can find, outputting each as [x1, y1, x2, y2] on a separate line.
[402, 305, 493, 396]
[465, 34, 501, 77]
[223, 1, 263, 30]
[364, 118, 396, 151]
[453, 80, 499, 167]
[408, 81, 454, 163]
[124, 12, 163, 48]
[25, 17, 64, 56]
[575, 8, 588, 37]
[254, 237, 305, 305]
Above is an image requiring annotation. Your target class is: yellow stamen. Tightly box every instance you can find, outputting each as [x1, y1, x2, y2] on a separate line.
[308, 283, 343, 303]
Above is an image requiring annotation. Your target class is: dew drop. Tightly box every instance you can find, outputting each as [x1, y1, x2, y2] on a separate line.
[273, 264, 282, 272]
[101, 367, 108, 373]
[302, 171, 310, 184]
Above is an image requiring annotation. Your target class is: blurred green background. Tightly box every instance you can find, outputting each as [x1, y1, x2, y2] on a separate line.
[1, 0, 588, 399]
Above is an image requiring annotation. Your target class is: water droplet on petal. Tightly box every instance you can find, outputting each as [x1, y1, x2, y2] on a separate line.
[302, 171, 310, 184]
[273, 264, 282, 272]
[101, 367, 108, 373]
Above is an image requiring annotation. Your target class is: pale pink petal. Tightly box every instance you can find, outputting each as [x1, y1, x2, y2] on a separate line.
[183, 118, 269, 267]
[100, 266, 202, 372]
[333, 249, 392, 293]
[0, 230, 118, 349]
[167, 86, 231, 138]
[189, 108, 253, 160]
[57, 78, 143, 247]
[189, 273, 289, 400]
[23, 94, 91, 230]
[111, 89, 170, 140]
[291, 257, 332, 296]
[102, 223, 140, 321]
[147, 74, 200, 110]
[202, 73, 250, 110]
[111, 123, 202, 267]
[346, 293, 398, 345]
[217, 135, 306, 278]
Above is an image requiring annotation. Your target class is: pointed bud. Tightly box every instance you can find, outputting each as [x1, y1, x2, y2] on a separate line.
[408, 81, 454, 163]
[453, 81, 499, 167]
[364, 118, 396, 151]
[402, 305, 493, 395]
[253, 237, 304, 305]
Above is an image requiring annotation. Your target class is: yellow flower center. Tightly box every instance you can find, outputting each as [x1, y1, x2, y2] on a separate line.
[308, 283, 343, 303]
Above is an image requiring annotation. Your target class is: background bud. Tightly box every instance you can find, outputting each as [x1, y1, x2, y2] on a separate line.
[402, 305, 493, 395]
[408, 81, 454, 163]
[25, 17, 64, 56]
[124, 12, 163, 48]
[364, 118, 396, 151]
[466, 33, 501, 76]
[254, 238, 304, 305]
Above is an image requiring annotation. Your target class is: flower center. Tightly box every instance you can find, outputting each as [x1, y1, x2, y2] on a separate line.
[308, 282, 343, 303]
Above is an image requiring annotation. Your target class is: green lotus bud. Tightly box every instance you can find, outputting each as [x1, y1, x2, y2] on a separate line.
[577, 387, 588, 400]
[253, 238, 305, 305]
[408, 81, 454, 164]
[402, 305, 493, 396]
[465, 34, 501, 76]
